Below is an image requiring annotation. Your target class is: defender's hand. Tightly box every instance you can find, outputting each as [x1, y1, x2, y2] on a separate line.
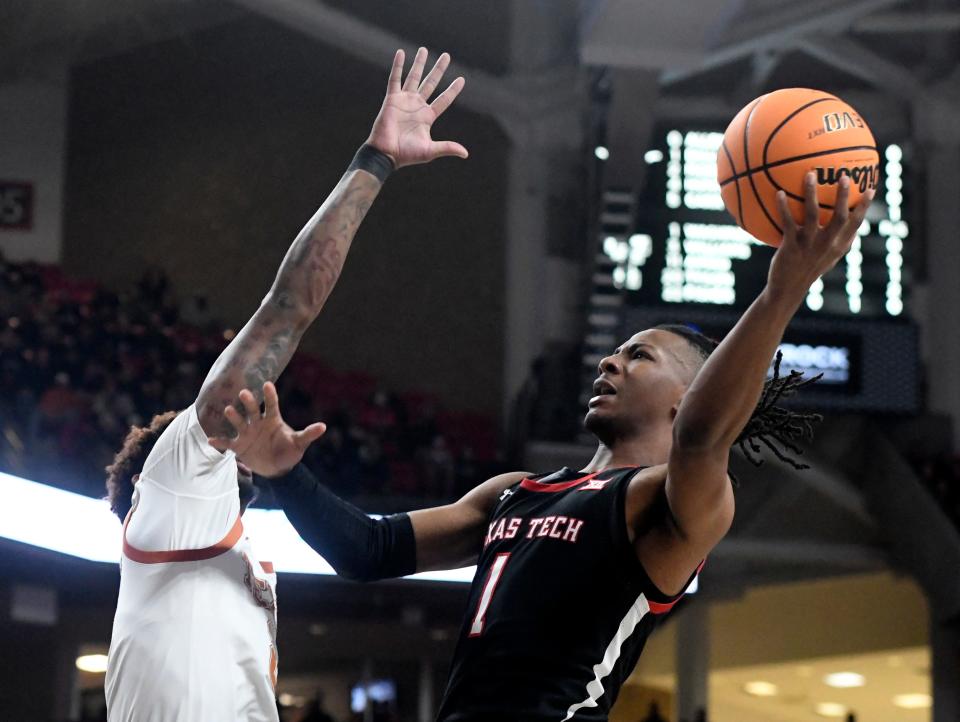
[209, 382, 326, 477]
[767, 172, 874, 302]
[366, 47, 468, 168]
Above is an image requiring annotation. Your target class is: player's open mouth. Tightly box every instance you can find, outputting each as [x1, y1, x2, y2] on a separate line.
[588, 378, 617, 406]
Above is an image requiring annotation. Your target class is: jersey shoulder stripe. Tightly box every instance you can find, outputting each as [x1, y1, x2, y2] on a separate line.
[122, 507, 244, 564]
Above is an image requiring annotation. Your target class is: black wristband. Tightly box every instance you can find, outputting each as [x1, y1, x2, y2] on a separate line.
[348, 143, 396, 183]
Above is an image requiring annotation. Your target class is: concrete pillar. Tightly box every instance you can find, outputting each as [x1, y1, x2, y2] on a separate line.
[914, 79, 960, 447]
[604, 69, 660, 191]
[919, 140, 960, 448]
[503, 143, 551, 424]
[499, 0, 585, 425]
[675, 602, 710, 722]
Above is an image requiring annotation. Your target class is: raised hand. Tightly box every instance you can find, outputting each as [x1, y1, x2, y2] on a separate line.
[366, 47, 468, 168]
[767, 172, 874, 300]
[209, 382, 326, 478]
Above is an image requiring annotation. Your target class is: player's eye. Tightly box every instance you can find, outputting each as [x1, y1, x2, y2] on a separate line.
[634, 351, 652, 360]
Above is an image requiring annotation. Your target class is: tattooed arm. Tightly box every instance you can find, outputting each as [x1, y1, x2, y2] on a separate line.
[195, 173, 379, 437]
[194, 47, 468, 438]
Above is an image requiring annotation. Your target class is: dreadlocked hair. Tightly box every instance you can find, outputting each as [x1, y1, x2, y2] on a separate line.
[734, 350, 822, 470]
[655, 324, 823, 472]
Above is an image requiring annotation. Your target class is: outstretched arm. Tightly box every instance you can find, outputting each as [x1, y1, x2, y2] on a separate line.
[272, 464, 526, 578]
[196, 47, 468, 438]
[635, 176, 872, 596]
[407, 472, 529, 571]
[212, 383, 527, 578]
[664, 175, 873, 550]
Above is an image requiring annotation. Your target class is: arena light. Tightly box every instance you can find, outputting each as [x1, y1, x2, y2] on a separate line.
[815, 702, 848, 718]
[0, 472, 476, 583]
[644, 149, 664, 164]
[594, 145, 610, 161]
[0, 471, 122, 563]
[892, 693, 931, 709]
[823, 672, 865, 688]
[743, 681, 778, 697]
[806, 293, 824, 311]
[881, 143, 905, 316]
[76, 654, 109, 673]
[278, 693, 306, 707]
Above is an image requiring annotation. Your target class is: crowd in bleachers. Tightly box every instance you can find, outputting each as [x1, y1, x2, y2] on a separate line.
[0, 254, 500, 506]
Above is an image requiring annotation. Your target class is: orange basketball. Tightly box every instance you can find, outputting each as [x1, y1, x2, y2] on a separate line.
[717, 88, 880, 247]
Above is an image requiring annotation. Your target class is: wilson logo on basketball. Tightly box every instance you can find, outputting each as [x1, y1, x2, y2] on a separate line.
[815, 164, 880, 192]
[822, 111, 865, 133]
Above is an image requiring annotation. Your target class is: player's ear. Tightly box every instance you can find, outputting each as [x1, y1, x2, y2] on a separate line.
[670, 389, 688, 420]
[131, 473, 140, 484]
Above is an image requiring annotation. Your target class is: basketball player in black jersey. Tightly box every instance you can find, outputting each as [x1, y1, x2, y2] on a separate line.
[211, 52, 873, 722]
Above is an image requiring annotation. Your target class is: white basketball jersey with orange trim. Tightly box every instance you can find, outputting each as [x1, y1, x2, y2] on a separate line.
[105, 405, 280, 722]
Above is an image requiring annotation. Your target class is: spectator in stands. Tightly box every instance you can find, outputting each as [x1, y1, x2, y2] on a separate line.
[0, 257, 500, 504]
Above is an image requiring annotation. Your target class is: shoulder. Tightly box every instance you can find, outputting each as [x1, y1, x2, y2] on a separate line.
[626, 462, 734, 547]
[140, 404, 235, 489]
[460, 470, 532, 517]
[624, 464, 669, 497]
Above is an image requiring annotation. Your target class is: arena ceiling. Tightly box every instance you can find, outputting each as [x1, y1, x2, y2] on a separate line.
[3, 0, 958, 134]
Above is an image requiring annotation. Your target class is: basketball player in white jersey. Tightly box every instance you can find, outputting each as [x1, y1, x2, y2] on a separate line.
[103, 48, 467, 721]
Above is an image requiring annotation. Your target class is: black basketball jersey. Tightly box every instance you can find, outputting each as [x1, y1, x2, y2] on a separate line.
[436, 466, 699, 722]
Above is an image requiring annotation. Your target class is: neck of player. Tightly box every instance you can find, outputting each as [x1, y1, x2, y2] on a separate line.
[582, 426, 673, 474]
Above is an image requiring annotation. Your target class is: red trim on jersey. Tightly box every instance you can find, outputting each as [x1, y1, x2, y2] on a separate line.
[647, 559, 706, 615]
[520, 472, 602, 493]
[519, 466, 642, 493]
[122, 508, 244, 564]
[269, 645, 278, 689]
[647, 598, 680, 615]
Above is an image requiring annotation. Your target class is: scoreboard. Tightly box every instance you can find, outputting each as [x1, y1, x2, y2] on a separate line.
[603, 128, 909, 318]
[597, 127, 919, 414]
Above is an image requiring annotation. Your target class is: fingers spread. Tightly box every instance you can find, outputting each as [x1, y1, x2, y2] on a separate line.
[839, 188, 874, 244]
[403, 47, 428, 92]
[263, 381, 280, 418]
[803, 172, 819, 229]
[431, 140, 469, 160]
[418, 52, 450, 100]
[431, 76, 465, 117]
[775, 191, 796, 234]
[223, 404, 246, 434]
[825, 175, 852, 238]
[238, 389, 259, 421]
[295, 422, 327, 450]
[387, 49, 404, 93]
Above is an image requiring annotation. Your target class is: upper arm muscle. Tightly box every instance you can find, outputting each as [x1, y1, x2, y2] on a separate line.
[665, 445, 735, 544]
[630, 458, 733, 596]
[409, 471, 530, 572]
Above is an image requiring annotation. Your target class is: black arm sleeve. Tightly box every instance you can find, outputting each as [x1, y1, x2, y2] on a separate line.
[258, 463, 417, 582]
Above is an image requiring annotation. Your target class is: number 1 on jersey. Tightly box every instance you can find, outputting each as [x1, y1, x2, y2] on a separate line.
[468, 552, 511, 637]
